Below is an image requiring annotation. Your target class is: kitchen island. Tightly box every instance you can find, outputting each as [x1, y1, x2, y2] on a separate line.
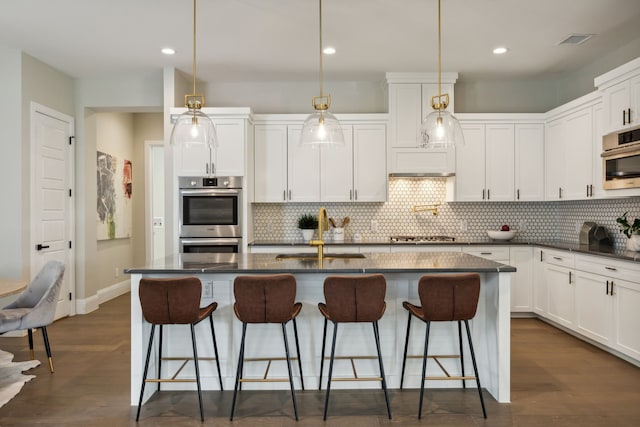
[127, 251, 514, 406]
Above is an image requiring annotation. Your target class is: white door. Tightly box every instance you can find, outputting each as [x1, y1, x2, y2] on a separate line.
[145, 141, 165, 262]
[31, 103, 74, 319]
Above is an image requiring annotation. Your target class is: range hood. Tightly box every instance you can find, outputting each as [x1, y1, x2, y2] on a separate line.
[389, 172, 455, 178]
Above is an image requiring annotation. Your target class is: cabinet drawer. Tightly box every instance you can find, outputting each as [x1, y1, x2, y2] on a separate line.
[575, 254, 640, 283]
[543, 249, 575, 268]
[462, 246, 510, 262]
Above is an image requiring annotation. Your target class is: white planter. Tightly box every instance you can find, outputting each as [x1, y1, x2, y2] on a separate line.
[626, 234, 640, 252]
[301, 229, 314, 242]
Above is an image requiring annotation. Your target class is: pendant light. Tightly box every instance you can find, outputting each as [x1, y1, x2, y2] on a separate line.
[419, 0, 464, 148]
[169, 0, 217, 153]
[300, 0, 344, 146]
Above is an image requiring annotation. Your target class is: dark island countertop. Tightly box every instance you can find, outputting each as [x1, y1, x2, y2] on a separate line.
[249, 239, 640, 263]
[125, 251, 516, 275]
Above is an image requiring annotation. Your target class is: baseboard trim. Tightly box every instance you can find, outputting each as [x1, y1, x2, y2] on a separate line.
[75, 280, 130, 315]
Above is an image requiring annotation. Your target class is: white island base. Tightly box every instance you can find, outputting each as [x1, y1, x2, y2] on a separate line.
[130, 269, 511, 406]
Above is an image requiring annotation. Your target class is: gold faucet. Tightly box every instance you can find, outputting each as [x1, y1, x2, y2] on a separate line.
[309, 207, 329, 263]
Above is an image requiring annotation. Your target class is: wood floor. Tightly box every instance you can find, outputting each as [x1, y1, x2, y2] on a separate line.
[1, 293, 639, 426]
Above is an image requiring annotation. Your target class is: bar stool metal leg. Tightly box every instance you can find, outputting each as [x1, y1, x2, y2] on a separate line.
[373, 321, 392, 419]
[209, 315, 224, 390]
[136, 324, 156, 422]
[157, 325, 163, 392]
[400, 311, 412, 389]
[319, 317, 328, 390]
[230, 322, 248, 421]
[465, 320, 487, 418]
[282, 323, 299, 421]
[418, 321, 431, 420]
[190, 324, 204, 422]
[458, 320, 466, 389]
[292, 318, 305, 390]
[323, 322, 339, 420]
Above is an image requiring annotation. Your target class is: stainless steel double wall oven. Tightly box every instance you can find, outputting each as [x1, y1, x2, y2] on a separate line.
[178, 176, 242, 253]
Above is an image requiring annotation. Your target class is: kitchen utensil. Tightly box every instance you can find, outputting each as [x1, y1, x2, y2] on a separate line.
[329, 217, 337, 228]
[342, 217, 350, 227]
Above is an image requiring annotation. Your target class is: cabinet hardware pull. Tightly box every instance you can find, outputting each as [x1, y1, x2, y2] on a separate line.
[628, 108, 632, 124]
[517, 189, 520, 200]
[482, 189, 485, 200]
[623, 109, 627, 126]
[559, 187, 562, 199]
[350, 190, 353, 200]
[206, 163, 209, 174]
[604, 266, 617, 271]
[569, 271, 572, 283]
[288, 190, 292, 200]
[606, 280, 609, 295]
[283, 190, 286, 201]
[355, 189, 358, 200]
[487, 189, 490, 200]
[540, 251, 543, 262]
[611, 281, 615, 295]
[553, 256, 562, 261]
[586, 185, 589, 197]
[480, 252, 492, 255]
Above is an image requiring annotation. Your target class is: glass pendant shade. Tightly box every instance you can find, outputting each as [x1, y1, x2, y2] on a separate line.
[300, 110, 345, 146]
[420, 109, 465, 149]
[170, 109, 217, 150]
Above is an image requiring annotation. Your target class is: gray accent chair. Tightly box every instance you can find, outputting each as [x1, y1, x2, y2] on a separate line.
[0, 260, 66, 372]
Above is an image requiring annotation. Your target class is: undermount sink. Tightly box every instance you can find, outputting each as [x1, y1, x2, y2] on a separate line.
[275, 253, 366, 261]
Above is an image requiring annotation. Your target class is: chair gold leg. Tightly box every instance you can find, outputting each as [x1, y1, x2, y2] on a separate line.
[48, 357, 55, 373]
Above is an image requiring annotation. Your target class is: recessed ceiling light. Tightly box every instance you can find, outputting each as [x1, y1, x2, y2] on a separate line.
[493, 47, 508, 55]
[323, 46, 336, 55]
[161, 47, 176, 55]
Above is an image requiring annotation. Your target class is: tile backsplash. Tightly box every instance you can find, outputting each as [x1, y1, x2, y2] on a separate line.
[252, 178, 640, 250]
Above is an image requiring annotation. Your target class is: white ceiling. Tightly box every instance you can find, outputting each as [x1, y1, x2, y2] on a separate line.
[1, 0, 640, 83]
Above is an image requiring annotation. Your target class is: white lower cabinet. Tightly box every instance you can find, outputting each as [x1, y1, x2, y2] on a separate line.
[509, 247, 533, 312]
[612, 279, 640, 360]
[574, 270, 613, 345]
[544, 255, 575, 330]
[532, 247, 547, 315]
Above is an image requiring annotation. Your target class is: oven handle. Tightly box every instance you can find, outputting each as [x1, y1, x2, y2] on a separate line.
[179, 188, 241, 196]
[180, 238, 241, 246]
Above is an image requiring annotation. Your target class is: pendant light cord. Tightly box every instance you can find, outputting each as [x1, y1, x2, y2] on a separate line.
[437, 0, 441, 104]
[319, 0, 324, 99]
[192, 0, 197, 97]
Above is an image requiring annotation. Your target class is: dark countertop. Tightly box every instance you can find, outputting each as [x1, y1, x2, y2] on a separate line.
[125, 251, 515, 274]
[249, 239, 640, 263]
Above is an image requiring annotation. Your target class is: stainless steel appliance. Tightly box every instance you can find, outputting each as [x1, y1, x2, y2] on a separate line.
[579, 222, 612, 250]
[602, 126, 640, 189]
[179, 176, 242, 253]
[389, 235, 456, 243]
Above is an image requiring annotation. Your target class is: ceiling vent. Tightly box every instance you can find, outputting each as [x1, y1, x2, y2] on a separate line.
[557, 33, 594, 45]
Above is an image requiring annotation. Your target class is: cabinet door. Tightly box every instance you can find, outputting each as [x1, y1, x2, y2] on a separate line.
[353, 124, 387, 202]
[545, 263, 575, 329]
[515, 124, 544, 201]
[455, 124, 486, 201]
[173, 142, 210, 176]
[485, 124, 515, 201]
[321, 125, 354, 202]
[545, 119, 565, 200]
[602, 80, 630, 133]
[212, 119, 245, 176]
[532, 248, 547, 316]
[612, 278, 640, 361]
[254, 124, 288, 202]
[563, 108, 593, 200]
[574, 270, 613, 345]
[510, 247, 533, 312]
[591, 104, 606, 198]
[389, 84, 422, 148]
[287, 126, 320, 202]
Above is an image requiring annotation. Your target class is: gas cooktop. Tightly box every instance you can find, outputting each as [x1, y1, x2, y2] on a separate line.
[389, 235, 456, 243]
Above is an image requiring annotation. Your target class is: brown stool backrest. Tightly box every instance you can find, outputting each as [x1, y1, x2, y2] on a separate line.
[139, 277, 202, 325]
[418, 273, 481, 321]
[233, 274, 297, 323]
[323, 274, 387, 322]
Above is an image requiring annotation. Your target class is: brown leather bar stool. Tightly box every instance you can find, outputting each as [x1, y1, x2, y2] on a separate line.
[318, 274, 392, 420]
[230, 274, 304, 421]
[400, 273, 486, 419]
[136, 276, 223, 422]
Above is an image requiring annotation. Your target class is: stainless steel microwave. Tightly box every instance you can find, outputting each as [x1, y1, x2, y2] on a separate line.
[602, 127, 640, 190]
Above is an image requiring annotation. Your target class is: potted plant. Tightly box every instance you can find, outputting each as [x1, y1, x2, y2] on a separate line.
[616, 212, 640, 251]
[297, 214, 318, 242]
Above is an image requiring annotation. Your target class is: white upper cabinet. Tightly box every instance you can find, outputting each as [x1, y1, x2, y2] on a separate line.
[514, 124, 544, 201]
[171, 108, 251, 177]
[386, 73, 457, 174]
[595, 57, 640, 134]
[544, 94, 601, 200]
[456, 117, 542, 202]
[253, 116, 387, 203]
